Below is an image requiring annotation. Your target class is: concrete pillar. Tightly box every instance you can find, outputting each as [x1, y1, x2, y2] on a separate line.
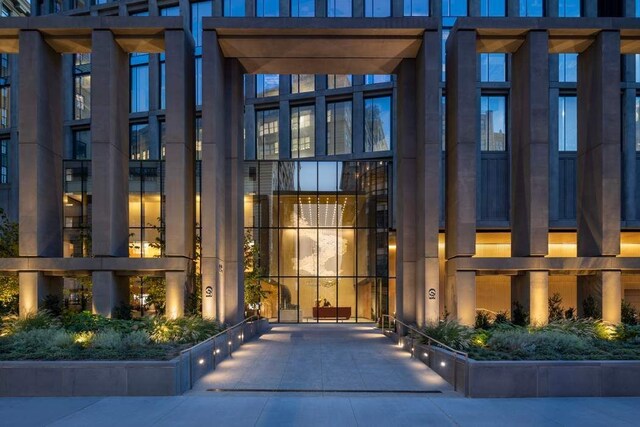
[576, 31, 622, 323]
[90, 30, 130, 317]
[201, 30, 224, 320]
[396, 58, 417, 324]
[18, 30, 64, 316]
[445, 30, 477, 324]
[415, 30, 441, 325]
[510, 30, 550, 323]
[577, 271, 622, 323]
[164, 30, 196, 318]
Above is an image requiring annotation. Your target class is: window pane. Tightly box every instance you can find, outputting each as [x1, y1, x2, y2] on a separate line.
[224, 0, 246, 16]
[73, 130, 91, 160]
[519, 0, 543, 16]
[291, 0, 315, 16]
[559, 0, 580, 17]
[636, 97, 640, 151]
[130, 123, 157, 160]
[1, 139, 7, 184]
[558, 96, 577, 151]
[365, 75, 391, 85]
[130, 56, 149, 113]
[257, 74, 280, 98]
[256, 0, 279, 16]
[291, 105, 315, 158]
[442, 0, 467, 17]
[160, 6, 180, 16]
[328, 0, 352, 16]
[404, 0, 429, 16]
[480, 96, 507, 151]
[160, 59, 166, 109]
[0, 86, 9, 129]
[481, 0, 505, 16]
[559, 53, 577, 82]
[291, 74, 315, 94]
[364, 96, 392, 152]
[327, 74, 352, 89]
[257, 109, 280, 160]
[480, 53, 506, 82]
[195, 56, 203, 106]
[365, 0, 390, 17]
[191, 1, 212, 47]
[327, 101, 352, 155]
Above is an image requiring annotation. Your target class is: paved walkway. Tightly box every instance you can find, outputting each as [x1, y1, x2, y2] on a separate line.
[190, 324, 454, 394]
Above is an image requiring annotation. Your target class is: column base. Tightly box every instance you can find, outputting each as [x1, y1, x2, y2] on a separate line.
[18, 272, 63, 317]
[92, 271, 129, 318]
[577, 271, 621, 323]
[511, 271, 549, 326]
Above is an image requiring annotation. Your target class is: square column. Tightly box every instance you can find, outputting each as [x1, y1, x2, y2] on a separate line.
[445, 30, 477, 325]
[415, 30, 441, 325]
[164, 29, 196, 318]
[577, 31, 622, 323]
[510, 30, 550, 324]
[18, 30, 64, 315]
[90, 30, 130, 317]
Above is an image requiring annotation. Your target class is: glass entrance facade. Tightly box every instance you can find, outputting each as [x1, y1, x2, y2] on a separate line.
[244, 160, 394, 322]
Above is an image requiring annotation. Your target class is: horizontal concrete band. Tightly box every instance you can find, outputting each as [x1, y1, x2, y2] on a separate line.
[0, 257, 191, 276]
[447, 256, 640, 274]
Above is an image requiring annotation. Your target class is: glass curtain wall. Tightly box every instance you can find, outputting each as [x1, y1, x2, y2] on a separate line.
[244, 160, 392, 323]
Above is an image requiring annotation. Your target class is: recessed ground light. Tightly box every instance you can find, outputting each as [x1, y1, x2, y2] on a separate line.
[424, 353, 429, 358]
[198, 358, 205, 365]
[440, 361, 446, 367]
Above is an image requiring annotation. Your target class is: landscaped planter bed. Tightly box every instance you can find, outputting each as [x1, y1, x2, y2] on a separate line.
[0, 318, 269, 396]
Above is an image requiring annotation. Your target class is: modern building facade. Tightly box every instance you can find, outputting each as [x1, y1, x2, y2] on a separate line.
[0, 0, 639, 326]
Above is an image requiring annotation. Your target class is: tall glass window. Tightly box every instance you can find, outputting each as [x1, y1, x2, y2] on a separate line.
[480, 96, 507, 151]
[257, 74, 280, 97]
[327, 75, 352, 89]
[442, 0, 467, 18]
[160, 54, 166, 109]
[328, 0, 352, 16]
[291, 75, 315, 94]
[635, 97, 640, 151]
[73, 54, 91, 120]
[195, 117, 203, 160]
[0, 139, 7, 184]
[558, 96, 577, 151]
[364, 96, 392, 152]
[64, 160, 92, 258]
[191, 1, 212, 47]
[404, 0, 429, 15]
[257, 109, 280, 160]
[291, 106, 315, 158]
[195, 56, 203, 106]
[73, 129, 91, 160]
[130, 54, 149, 113]
[256, 0, 279, 16]
[130, 123, 157, 160]
[224, 0, 246, 16]
[0, 54, 9, 129]
[129, 162, 164, 258]
[559, 53, 577, 82]
[291, 0, 315, 16]
[635, 55, 639, 83]
[160, 5, 180, 16]
[558, 0, 580, 16]
[365, 75, 391, 85]
[480, 53, 506, 82]
[365, 0, 390, 16]
[481, 0, 505, 16]
[327, 101, 352, 155]
[519, 0, 543, 16]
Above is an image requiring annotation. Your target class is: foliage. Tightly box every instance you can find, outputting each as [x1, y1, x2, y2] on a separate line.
[621, 300, 638, 325]
[43, 294, 63, 317]
[582, 295, 601, 319]
[548, 293, 564, 322]
[113, 302, 133, 320]
[147, 315, 222, 344]
[420, 320, 476, 351]
[475, 311, 491, 330]
[92, 329, 123, 349]
[564, 307, 576, 320]
[243, 230, 269, 314]
[511, 301, 529, 326]
[494, 311, 509, 324]
[0, 208, 19, 315]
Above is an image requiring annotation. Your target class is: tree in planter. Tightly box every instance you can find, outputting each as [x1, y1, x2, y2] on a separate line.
[244, 230, 269, 317]
[582, 295, 601, 319]
[621, 300, 638, 325]
[0, 208, 19, 315]
[548, 292, 564, 322]
[512, 301, 529, 326]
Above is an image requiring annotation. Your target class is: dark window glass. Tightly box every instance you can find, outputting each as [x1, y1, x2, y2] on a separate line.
[404, 0, 429, 16]
[327, 101, 352, 155]
[365, 0, 390, 16]
[480, 53, 506, 82]
[257, 109, 280, 160]
[480, 96, 507, 151]
[291, 75, 315, 94]
[327, 0, 352, 16]
[291, 105, 315, 158]
[225, 0, 246, 16]
[0, 54, 9, 78]
[196, 117, 203, 160]
[364, 75, 391, 85]
[256, 0, 279, 16]
[364, 96, 392, 152]
[442, 0, 467, 17]
[63, 160, 92, 258]
[558, 96, 577, 151]
[191, 1, 212, 47]
[559, 53, 577, 82]
[73, 129, 91, 160]
[160, 5, 180, 16]
[160, 55, 166, 109]
[291, 0, 315, 16]
[480, 0, 505, 16]
[130, 54, 149, 113]
[130, 123, 157, 160]
[257, 74, 279, 97]
[558, 0, 580, 16]
[327, 75, 352, 89]
[0, 139, 7, 184]
[635, 97, 640, 151]
[195, 56, 203, 106]
[74, 54, 91, 120]
[519, 0, 543, 16]
[0, 85, 8, 129]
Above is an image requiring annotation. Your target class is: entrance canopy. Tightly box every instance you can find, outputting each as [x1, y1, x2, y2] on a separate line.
[204, 17, 437, 74]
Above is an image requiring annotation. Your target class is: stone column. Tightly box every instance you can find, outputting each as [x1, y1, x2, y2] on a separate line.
[18, 30, 64, 316]
[415, 30, 441, 325]
[164, 30, 196, 319]
[90, 30, 130, 317]
[576, 31, 622, 323]
[201, 30, 224, 320]
[396, 58, 417, 324]
[445, 30, 477, 325]
[510, 30, 550, 325]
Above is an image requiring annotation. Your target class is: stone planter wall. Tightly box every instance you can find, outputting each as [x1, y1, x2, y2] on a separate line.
[0, 318, 270, 397]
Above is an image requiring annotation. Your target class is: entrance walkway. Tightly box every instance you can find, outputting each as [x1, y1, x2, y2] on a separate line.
[190, 324, 454, 395]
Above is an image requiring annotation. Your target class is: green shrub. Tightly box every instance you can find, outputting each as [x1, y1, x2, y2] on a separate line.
[582, 295, 601, 319]
[564, 307, 576, 320]
[420, 320, 476, 351]
[149, 316, 222, 344]
[494, 311, 509, 324]
[548, 293, 564, 322]
[3, 311, 58, 334]
[122, 330, 150, 348]
[622, 300, 638, 325]
[512, 301, 529, 326]
[487, 329, 589, 359]
[475, 311, 491, 330]
[92, 329, 122, 349]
